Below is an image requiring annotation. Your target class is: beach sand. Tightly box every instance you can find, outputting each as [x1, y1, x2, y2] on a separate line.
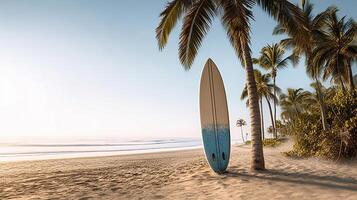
[1, 141, 357, 200]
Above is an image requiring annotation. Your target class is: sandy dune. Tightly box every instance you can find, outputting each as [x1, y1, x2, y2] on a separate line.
[1, 142, 357, 199]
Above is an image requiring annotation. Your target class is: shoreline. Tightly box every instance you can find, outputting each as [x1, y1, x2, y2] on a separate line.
[0, 139, 244, 163]
[0, 145, 204, 163]
[1, 143, 356, 199]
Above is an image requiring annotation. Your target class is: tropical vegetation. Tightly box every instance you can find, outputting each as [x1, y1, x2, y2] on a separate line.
[282, 88, 357, 159]
[253, 43, 296, 138]
[156, 0, 356, 166]
[241, 69, 280, 140]
[274, 1, 357, 159]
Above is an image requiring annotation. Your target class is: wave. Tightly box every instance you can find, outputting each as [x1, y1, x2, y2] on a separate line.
[1, 138, 200, 147]
[0, 138, 203, 161]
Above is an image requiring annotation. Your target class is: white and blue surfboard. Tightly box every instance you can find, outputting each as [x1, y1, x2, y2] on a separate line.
[199, 58, 230, 173]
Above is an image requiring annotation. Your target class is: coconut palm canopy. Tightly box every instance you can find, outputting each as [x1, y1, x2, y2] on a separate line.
[236, 119, 247, 127]
[280, 88, 311, 120]
[241, 69, 281, 103]
[253, 43, 298, 78]
[311, 9, 357, 90]
[156, 0, 306, 68]
[273, 0, 334, 78]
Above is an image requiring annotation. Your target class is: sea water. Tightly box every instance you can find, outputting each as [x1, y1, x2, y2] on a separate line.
[0, 138, 243, 162]
[0, 138, 205, 162]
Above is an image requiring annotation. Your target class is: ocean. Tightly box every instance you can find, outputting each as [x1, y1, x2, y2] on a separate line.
[0, 138, 204, 162]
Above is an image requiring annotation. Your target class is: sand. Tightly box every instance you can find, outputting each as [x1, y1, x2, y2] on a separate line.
[1, 141, 357, 200]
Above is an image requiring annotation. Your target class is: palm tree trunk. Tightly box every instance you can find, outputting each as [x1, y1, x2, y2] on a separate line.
[241, 42, 265, 171]
[315, 78, 328, 130]
[347, 63, 355, 91]
[295, 107, 300, 116]
[260, 99, 265, 140]
[272, 76, 277, 138]
[241, 126, 245, 143]
[265, 97, 276, 138]
[319, 102, 328, 130]
[336, 50, 346, 92]
[340, 77, 346, 92]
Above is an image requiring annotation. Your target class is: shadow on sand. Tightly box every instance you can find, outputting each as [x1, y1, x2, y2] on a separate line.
[223, 169, 357, 192]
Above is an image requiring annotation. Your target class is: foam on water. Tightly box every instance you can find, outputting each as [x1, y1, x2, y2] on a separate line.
[0, 138, 204, 162]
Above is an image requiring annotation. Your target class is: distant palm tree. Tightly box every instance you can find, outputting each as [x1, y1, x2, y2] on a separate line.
[236, 119, 247, 143]
[241, 70, 280, 140]
[253, 43, 296, 138]
[156, 0, 305, 170]
[311, 9, 357, 91]
[280, 88, 311, 120]
[268, 119, 285, 137]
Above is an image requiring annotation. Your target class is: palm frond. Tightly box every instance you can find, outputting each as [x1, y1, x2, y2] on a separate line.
[272, 24, 286, 35]
[179, 0, 216, 69]
[311, 7, 334, 31]
[301, 0, 306, 9]
[156, 0, 192, 50]
[302, 0, 313, 19]
[310, 9, 356, 85]
[279, 38, 295, 50]
[241, 84, 248, 100]
[256, 0, 307, 37]
[345, 45, 357, 59]
[220, 0, 254, 65]
[278, 53, 299, 68]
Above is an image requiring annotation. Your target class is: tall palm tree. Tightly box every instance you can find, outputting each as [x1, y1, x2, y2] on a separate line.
[311, 9, 357, 91]
[279, 88, 311, 120]
[241, 70, 280, 140]
[253, 43, 296, 138]
[236, 119, 247, 143]
[273, 0, 333, 130]
[156, 0, 305, 170]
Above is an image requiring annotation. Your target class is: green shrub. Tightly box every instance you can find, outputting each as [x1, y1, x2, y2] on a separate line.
[285, 89, 357, 160]
[244, 138, 284, 147]
[263, 138, 283, 147]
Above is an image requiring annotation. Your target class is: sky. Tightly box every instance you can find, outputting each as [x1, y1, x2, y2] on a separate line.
[0, 0, 355, 143]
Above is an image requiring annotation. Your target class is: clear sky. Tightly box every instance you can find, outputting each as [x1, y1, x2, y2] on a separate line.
[0, 0, 355, 143]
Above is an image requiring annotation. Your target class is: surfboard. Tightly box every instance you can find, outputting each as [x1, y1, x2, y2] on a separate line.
[199, 58, 230, 173]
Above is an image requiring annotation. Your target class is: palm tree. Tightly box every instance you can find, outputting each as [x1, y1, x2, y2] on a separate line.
[273, 0, 332, 66]
[309, 82, 328, 130]
[236, 119, 247, 143]
[273, 0, 333, 130]
[253, 43, 296, 138]
[268, 120, 285, 137]
[279, 88, 311, 120]
[241, 70, 280, 140]
[311, 9, 357, 91]
[156, 0, 305, 170]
